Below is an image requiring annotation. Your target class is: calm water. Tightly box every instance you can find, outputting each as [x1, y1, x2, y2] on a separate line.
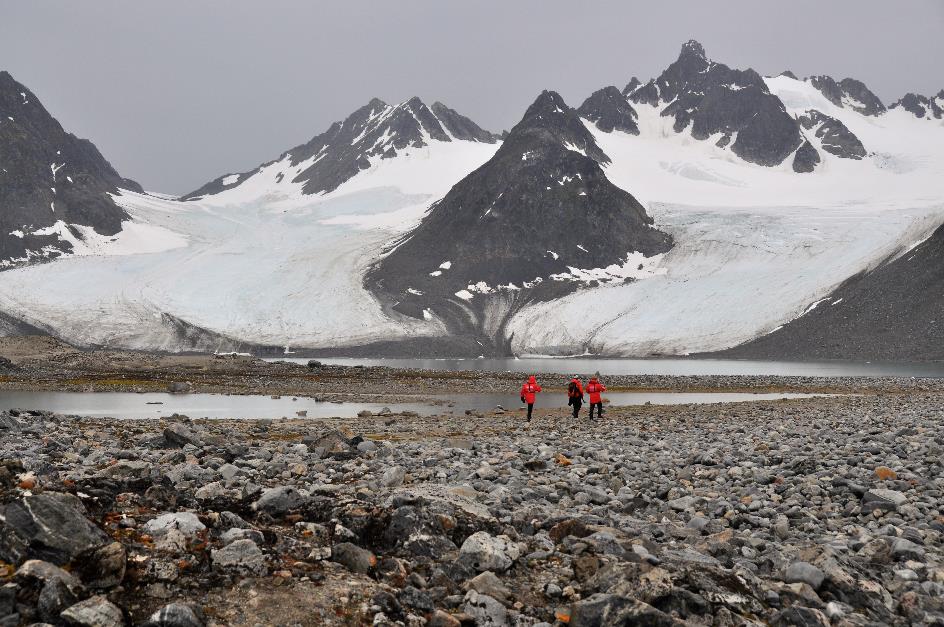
[268, 357, 944, 378]
[0, 390, 827, 420]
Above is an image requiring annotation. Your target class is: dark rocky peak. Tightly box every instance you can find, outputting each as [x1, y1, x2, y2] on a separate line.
[183, 95, 499, 199]
[797, 110, 866, 160]
[837, 78, 885, 115]
[679, 39, 707, 62]
[809, 75, 843, 106]
[621, 77, 641, 97]
[633, 41, 802, 168]
[577, 86, 639, 135]
[627, 79, 660, 107]
[779, 70, 798, 80]
[430, 102, 500, 143]
[809, 75, 886, 116]
[515, 90, 609, 164]
[0, 70, 140, 269]
[890, 93, 944, 120]
[365, 90, 672, 347]
[792, 139, 820, 173]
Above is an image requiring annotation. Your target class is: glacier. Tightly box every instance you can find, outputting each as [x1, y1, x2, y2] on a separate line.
[0, 78, 942, 356]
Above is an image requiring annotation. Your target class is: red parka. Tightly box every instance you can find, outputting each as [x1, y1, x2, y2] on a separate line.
[586, 377, 606, 403]
[568, 378, 584, 399]
[520, 376, 542, 403]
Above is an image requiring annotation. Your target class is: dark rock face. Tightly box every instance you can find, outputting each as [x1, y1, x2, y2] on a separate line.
[627, 79, 660, 107]
[792, 140, 820, 173]
[0, 492, 109, 565]
[366, 90, 672, 354]
[890, 92, 944, 119]
[630, 40, 803, 167]
[577, 86, 639, 134]
[719, 222, 944, 361]
[183, 97, 499, 200]
[809, 75, 886, 116]
[0, 71, 141, 269]
[779, 70, 798, 80]
[621, 77, 641, 97]
[797, 110, 867, 159]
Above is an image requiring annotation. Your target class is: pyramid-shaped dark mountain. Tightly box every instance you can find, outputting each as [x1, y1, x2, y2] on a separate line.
[0, 71, 141, 269]
[578, 86, 639, 134]
[627, 40, 805, 168]
[366, 90, 672, 337]
[797, 110, 866, 159]
[184, 97, 499, 199]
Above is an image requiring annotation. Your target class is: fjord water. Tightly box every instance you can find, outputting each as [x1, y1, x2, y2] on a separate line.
[268, 357, 944, 378]
[0, 390, 827, 420]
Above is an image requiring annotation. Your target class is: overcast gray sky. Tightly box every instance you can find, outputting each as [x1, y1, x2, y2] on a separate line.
[3, 0, 942, 194]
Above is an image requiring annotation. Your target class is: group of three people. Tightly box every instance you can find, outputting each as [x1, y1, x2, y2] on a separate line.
[520, 374, 606, 421]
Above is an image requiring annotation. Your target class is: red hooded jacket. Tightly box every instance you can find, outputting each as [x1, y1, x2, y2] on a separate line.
[520, 376, 542, 404]
[586, 377, 606, 403]
[568, 378, 584, 399]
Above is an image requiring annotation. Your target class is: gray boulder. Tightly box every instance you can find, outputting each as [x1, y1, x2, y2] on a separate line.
[143, 603, 204, 627]
[459, 532, 520, 573]
[462, 590, 507, 626]
[0, 493, 108, 565]
[784, 562, 826, 590]
[60, 595, 125, 627]
[251, 486, 309, 516]
[211, 539, 265, 576]
[331, 542, 376, 574]
[143, 512, 205, 538]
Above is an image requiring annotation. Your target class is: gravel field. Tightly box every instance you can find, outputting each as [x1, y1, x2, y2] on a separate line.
[1, 388, 943, 626]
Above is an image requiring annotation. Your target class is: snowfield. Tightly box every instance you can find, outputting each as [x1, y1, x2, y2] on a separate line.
[0, 78, 942, 355]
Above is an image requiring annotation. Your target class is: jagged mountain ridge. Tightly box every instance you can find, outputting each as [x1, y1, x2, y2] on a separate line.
[183, 97, 500, 200]
[625, 40, 805, 169]
[599, 42, 928, 174]
[890, 91, 944, 120]
[0, 71, 141, 269]
[808, 75, 886, 116]
[0, 42, 942, 359]
[365, 90, 672, 350]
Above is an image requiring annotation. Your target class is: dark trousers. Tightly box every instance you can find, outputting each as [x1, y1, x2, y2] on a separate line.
[571, 399, 582, 418]
[526, 403, 534, 420]
[588, 402, 603, 419]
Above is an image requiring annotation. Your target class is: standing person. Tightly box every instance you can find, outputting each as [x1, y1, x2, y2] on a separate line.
[520, 375, 542, 422]
[567, 375, 584, 419]
[586, 373, 606, 420]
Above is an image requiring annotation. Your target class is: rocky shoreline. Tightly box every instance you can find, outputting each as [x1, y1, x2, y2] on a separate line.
[1, 390, 943, 626]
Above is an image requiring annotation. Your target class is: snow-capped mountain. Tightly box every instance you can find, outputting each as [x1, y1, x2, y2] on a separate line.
[0, 42, 941, 358]
[890, 91, 944, 120]
[0, 71, 148, 269]
[365, 90, 672, 350]
[182, 97, 499, 201]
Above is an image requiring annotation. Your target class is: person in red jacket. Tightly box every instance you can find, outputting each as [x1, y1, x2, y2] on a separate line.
[586, 374, 606, 419]
[567, 375, 584, 419]
[520, 375, 542, 421]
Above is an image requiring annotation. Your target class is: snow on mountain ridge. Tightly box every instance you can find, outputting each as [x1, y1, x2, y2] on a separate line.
[182, 96, 500, 203]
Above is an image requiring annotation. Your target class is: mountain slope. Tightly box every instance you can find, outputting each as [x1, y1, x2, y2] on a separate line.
[0, 71, 143, 269]
[183, 97, 499, 201]
[365, 90, 672, 351]
[717, 222, 944, 361]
